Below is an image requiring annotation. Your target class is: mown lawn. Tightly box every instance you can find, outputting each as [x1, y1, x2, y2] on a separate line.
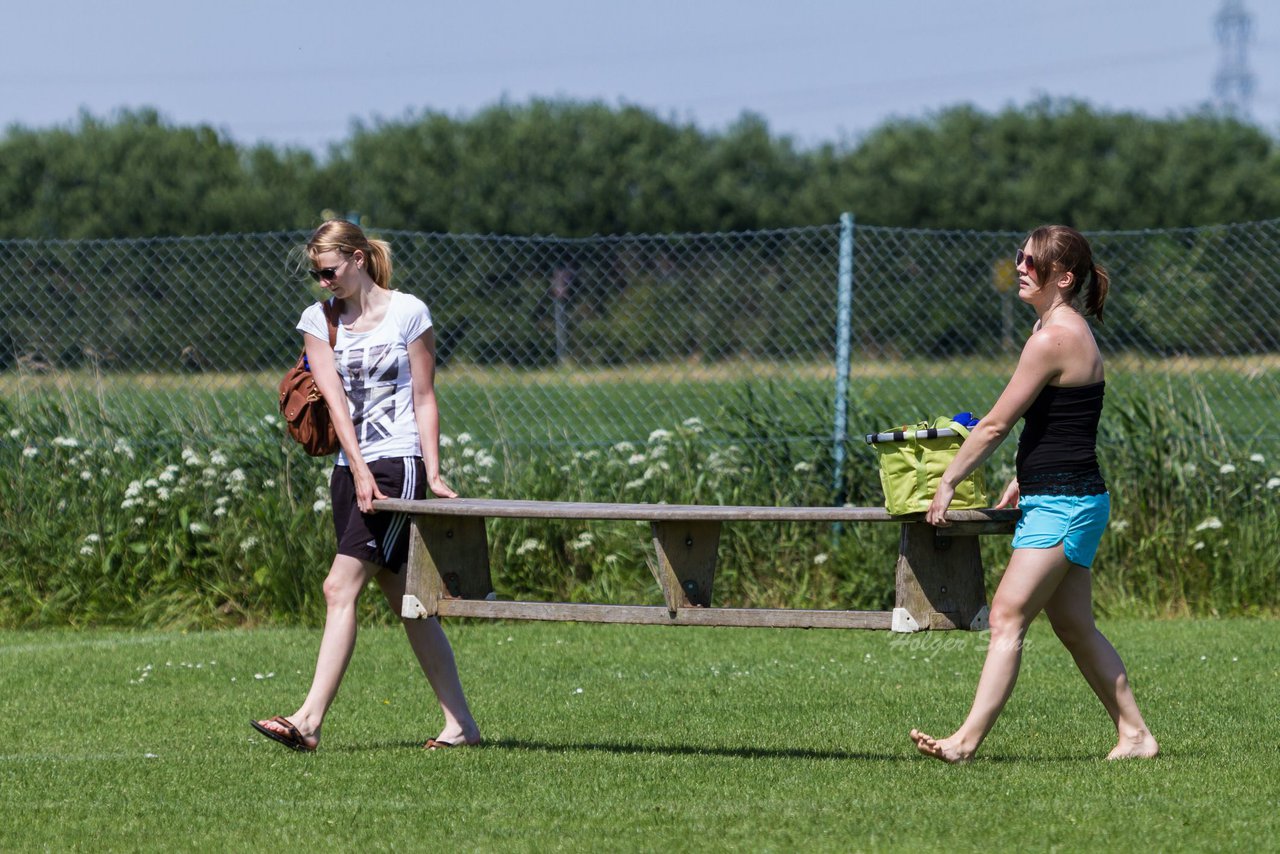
[1, 618, 1276, 851]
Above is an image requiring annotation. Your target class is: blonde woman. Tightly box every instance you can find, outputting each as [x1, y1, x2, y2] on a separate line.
[910, 225, 1157, 764]
[252, 220, 480, 752]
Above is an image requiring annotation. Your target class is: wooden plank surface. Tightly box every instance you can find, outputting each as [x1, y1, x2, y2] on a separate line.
[373, 497, 1019, 525]
[434, 599, 895, 630]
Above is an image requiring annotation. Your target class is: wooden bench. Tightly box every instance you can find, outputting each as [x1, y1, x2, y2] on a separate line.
[370, 498, 1019, 632]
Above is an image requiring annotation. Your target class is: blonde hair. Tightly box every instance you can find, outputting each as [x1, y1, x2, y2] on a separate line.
[1025, 224, 1110, 322]
[305, 220, 394, 289]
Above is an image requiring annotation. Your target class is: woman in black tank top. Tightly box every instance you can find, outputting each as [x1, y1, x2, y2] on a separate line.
[909, 225, 1158, 764]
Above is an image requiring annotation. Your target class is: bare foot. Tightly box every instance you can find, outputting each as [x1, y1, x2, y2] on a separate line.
[1107, 730, 1159, 760]
[910, 728, 974, 764]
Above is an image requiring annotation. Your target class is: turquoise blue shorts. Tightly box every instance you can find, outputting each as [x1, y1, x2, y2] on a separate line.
[1011, 492, 1110, 568]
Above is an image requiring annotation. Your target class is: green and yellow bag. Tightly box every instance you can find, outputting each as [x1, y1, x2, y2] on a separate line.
[867, 416, 989, 516]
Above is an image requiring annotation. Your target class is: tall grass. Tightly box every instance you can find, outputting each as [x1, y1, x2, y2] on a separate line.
[1, 379, 1277, 628]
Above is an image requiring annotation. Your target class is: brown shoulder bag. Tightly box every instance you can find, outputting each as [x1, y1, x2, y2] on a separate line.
[278, 300, 342, 456]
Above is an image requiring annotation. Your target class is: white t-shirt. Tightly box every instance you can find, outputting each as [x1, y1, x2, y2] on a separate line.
[296, 291, 433, 465]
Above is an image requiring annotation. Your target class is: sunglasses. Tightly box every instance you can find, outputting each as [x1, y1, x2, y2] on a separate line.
[308, 255, 349, 282]
[1015, 248, 1036, 270]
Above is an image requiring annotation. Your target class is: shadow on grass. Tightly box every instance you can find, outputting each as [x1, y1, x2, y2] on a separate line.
[331, 738, 1137, 764]
[340, 737, 905, 761]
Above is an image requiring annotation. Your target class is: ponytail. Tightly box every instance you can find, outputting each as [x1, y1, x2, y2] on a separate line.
[364, 238, 393, 290]
[1084, 262, 1109, 322]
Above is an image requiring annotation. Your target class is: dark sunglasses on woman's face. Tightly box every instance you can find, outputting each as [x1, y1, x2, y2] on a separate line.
[308, 266, 340, 282]
[1015, 249, 1035, 270]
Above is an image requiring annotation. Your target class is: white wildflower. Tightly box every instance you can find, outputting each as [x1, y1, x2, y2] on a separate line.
[1183, 463, 1197, 476]
[239, 537, 258, 553]
[216, 496, 230, 507]
[144, 478, 160, 489]
[53, 436, 79, 448]
[125, 480, 143, 498]
[625, 478, 646, 491]
[213, 507, 227, 517]
[209, 450, 228, 467]
[603, 554, 620, 565]
[462, 447, 476, 458]
[682, 417, 704, 433]
[1193, 541, 1206, 551]
[312, 499, 328, 513]
[646, 463, 670, 479]
[439, 434, 453, 448]
[113, 438, 135, 459]
[262, 414, 279, 427]
[263, 479, 276, 488]
[627, 453, 647, 466]
[456, 432, 472, 445]
[612, 442, 635, 454]
[158, 469, 176, 483]
[648, 444, 667, 460]
[1250, 453, 1265, 464]
[1194, 517, 1223, 532]
[1219, 463, 1236, 475]
[1111, 519, 1130, 532]
[84, 533, 100, 544]
[570, 532, 595, 551]
[202, 468, 218, 480]
[227, 468, 246, 484]
[813, 553, 829, 565]
[188, 522, 209, 535]
[515, 538, 545, 556]
[79, 546, 94, 556]
[1267, 477, 1280, 490]
[133, 517, 146, 527]
[794, 461, 813, 473]
[648, 428, 672, 443]
[80, 470, 92, 481]
[7, 428, 21, 439]
[121, 498, 137, 510]
[22, 446, 37, 459]
[475, 451, 496, 468]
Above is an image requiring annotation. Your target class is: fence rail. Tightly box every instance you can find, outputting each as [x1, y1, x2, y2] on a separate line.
[2, 218, 1277, 455]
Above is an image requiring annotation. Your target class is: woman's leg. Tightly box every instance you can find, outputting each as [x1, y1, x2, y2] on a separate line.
[910, 545, 1073, 763]
[254, 554, 379, 749]
[1043, 568, 1159, 759]
[376, 568, 481, 746]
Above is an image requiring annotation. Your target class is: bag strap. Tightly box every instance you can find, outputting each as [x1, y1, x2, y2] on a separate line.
[320, 298, 340, 348]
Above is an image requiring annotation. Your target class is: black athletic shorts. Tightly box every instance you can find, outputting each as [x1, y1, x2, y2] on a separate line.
[330, 457, 425, 570]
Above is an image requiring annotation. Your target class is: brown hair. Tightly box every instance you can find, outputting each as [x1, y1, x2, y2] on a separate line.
[305, 220, 394, 290]
[1025, 224, 1110, 322]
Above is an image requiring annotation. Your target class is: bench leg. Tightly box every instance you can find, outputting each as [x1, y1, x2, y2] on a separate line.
[650, 520, 721, 615]
[402, 516, 493, 619]
[893, 523, 988, 631]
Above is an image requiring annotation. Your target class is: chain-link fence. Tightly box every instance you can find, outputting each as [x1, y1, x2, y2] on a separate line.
[2, 218, 1277, 456]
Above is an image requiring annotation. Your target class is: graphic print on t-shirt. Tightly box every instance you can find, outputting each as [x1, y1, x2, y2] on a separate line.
[344, 343, 400, 445]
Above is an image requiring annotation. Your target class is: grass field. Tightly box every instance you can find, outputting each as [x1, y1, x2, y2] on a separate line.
[2, 618, 1277, 851]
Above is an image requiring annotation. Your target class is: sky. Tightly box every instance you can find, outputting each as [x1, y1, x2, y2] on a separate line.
[3, 0, 1277, 156]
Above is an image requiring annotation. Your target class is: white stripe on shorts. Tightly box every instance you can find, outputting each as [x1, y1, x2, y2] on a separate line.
[380, 458, 415, 564]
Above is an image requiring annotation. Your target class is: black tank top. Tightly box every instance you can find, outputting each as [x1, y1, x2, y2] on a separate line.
[1015, 381, 1107, 496]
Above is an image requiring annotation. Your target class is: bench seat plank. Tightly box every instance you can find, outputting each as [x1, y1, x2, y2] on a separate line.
[374, 497, 1018, 525]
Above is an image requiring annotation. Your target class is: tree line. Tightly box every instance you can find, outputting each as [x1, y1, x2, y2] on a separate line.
[1, 98, 1278, 239]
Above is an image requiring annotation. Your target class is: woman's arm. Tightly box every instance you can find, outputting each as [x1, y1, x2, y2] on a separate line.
[303, 333, 386, 513]
[925, 329, 1065, 526]
[407, 330, 457, 499]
